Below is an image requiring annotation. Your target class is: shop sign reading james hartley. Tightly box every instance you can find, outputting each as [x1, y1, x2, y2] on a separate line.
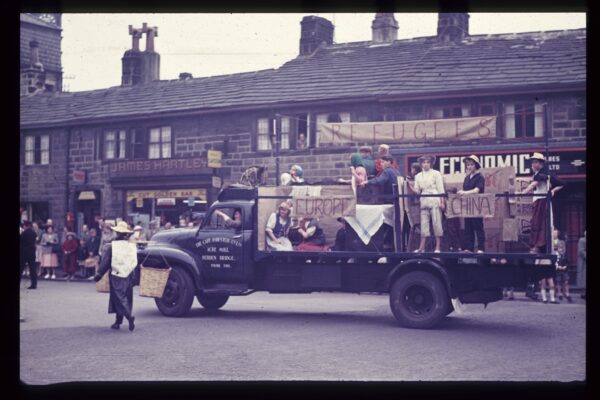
[108, 157, 208, 178]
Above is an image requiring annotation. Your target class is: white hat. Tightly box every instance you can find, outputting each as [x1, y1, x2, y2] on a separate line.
[110, 221, 133, 234]
[528, 152, 546, 162]
[462, 154, 482, 169]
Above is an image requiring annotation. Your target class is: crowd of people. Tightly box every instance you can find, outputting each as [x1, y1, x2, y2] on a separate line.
[19, 214, 202, 285]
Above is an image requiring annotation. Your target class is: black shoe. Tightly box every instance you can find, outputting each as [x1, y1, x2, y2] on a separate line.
[542, 300, 548, 304]
[27, 286, 36, 289]
[128, 316, 135, 331]
[550, 300, 559, 304]
[110, 322, 120, 330]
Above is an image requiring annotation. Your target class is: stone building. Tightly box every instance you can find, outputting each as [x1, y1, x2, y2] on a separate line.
[19, 14, 586, 262]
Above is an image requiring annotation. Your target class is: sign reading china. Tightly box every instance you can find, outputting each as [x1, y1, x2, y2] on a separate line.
[319, 116, 496, 145]
[445, 193, 496, 219]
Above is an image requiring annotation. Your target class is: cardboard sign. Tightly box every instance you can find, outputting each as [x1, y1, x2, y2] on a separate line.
[293, 196, 356, 218]
[207, 150, 222, 168]
[445, 194, 496, 218]
[319, 116, 496, 145]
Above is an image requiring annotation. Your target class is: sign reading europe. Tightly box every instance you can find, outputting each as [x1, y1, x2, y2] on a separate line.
[319, 116, 496, 145]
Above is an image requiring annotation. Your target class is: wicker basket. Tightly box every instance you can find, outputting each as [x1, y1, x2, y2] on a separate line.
[95, 272, 110, 293]
[139, 266, 172, 298]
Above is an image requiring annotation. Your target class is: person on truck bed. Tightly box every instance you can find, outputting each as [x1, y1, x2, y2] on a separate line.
[359, 155, 401, 204]
[294, 217, 328, 252]
[412, 155, 445, 253]
[358, 146, 376, 177]
[289, 165, 305, 184]
[517, 153, 565, 254]
[265, 202, 294, 251]
[457, 155, 486, 253]
[375, 144, 399, 177]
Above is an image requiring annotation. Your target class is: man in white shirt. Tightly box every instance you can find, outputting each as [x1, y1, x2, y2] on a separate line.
[412, 155, 445, 253]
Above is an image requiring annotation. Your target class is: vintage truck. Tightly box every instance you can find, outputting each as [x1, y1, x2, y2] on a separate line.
[137, 183, 555, 329]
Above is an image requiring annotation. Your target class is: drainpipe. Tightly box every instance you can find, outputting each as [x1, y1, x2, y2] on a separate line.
[66, 128, 72, 229]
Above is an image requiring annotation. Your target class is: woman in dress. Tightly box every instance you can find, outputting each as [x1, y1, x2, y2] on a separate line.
[265, 202, 294, 251]
[61, 232, 79, 280]
[40, 225, 59, 279]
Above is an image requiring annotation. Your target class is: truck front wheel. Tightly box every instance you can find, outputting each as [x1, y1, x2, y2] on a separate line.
[155, 267, 195, 317]
[389, 271, 449, 329]
[196, 293, 229, 310]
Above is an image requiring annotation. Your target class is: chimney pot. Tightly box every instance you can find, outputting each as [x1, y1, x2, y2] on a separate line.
[371, 13, 399, 43]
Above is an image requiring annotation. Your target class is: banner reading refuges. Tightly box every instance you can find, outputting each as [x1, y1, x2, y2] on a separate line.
[319, 116, 496, 145]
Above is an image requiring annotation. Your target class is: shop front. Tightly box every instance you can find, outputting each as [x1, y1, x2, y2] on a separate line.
[126, 188, 208, 226]
[106, 156, 215, 228]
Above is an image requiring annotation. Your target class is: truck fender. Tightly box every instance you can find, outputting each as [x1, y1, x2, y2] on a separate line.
[386, 259, 455, 299]
[138, 246, 202, 289]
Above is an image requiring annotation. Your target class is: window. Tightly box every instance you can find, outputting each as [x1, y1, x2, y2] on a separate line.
[104, 130, 127, 159]
[24, 135, 50, 165]
[130, 129, 148, 159]
[315, 112, 350, 147]
[429, 105, 470, 119]
[257, 118, 272, 151]
[281, 117, 290, 150]
[204, 207, 242, 230]
[504, 102, 544, 139]
[149, 127, 172, 159]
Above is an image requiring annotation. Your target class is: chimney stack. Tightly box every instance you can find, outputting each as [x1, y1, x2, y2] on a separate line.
[29, 40, 44, 70]
[371, 13, 398, 43]
[122, 23, 160, 86]
[299, 16, 334, 56]
[437, 13, 469, 43]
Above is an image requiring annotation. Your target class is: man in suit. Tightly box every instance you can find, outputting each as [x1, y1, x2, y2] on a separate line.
[20, 220, 38, 289]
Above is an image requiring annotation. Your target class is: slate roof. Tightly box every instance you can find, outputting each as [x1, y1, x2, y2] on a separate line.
[20, 28, 586, 128]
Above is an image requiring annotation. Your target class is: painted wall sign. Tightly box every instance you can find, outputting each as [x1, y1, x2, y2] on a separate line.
[126, 188, 207, 202]
[319, 116, 496, 144]
[405, 148, 586, 178]
[207, 150, 222, 168]
[196, 237, 242, 269]
[108, 157, 208, 178]
[73, 170, 86, 184]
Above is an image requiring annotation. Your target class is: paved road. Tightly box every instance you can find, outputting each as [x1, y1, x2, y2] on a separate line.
[19, 279, 586, 383]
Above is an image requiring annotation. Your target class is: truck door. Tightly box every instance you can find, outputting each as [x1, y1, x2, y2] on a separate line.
[195, 206, 246, 283]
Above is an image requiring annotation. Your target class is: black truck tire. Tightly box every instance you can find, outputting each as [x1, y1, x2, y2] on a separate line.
[155, 267, 195, 317]
[196, 293, 230, 310]
[389, 270, 450, 329]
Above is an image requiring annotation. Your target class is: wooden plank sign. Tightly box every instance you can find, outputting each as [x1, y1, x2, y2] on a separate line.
[445, 193, 496, 218]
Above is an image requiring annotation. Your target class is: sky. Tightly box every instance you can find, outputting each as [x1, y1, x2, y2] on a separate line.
[60, 13, 587, 92]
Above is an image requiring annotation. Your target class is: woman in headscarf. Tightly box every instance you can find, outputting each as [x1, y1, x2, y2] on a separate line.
[94, 221, 138, 331]
[61, 232, 79, 281]
[40, 225, 59, 279]
[265, 202, 294, 251]
[337, 154, 368, 185]
[289, 165, 305, 184]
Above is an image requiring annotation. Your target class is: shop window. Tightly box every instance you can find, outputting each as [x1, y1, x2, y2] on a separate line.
[504, 102, 544, 139]
[257, 118, 272, 151]
[149, 126, 172, 159]
[21, 202, 49, 223]
[24, 135, 50, 165]
[104, 129, 127, 159]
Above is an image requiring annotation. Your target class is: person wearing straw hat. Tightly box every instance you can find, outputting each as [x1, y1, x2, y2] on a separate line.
[94, 221, 138, 331]
[412, 155, 445, 253]
[518, 152, 565, 254]
[457, 155, 486, 253]
[265, 202, 294, 251]
[518, 152, 565, 304]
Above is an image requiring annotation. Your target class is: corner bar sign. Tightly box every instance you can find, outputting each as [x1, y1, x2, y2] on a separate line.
[319, 116, 496, 145]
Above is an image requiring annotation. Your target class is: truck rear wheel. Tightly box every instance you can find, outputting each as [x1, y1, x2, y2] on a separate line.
[155, 267, 195, 317]
[196, 293, 229, 310]
[389, 270, 449, 329]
